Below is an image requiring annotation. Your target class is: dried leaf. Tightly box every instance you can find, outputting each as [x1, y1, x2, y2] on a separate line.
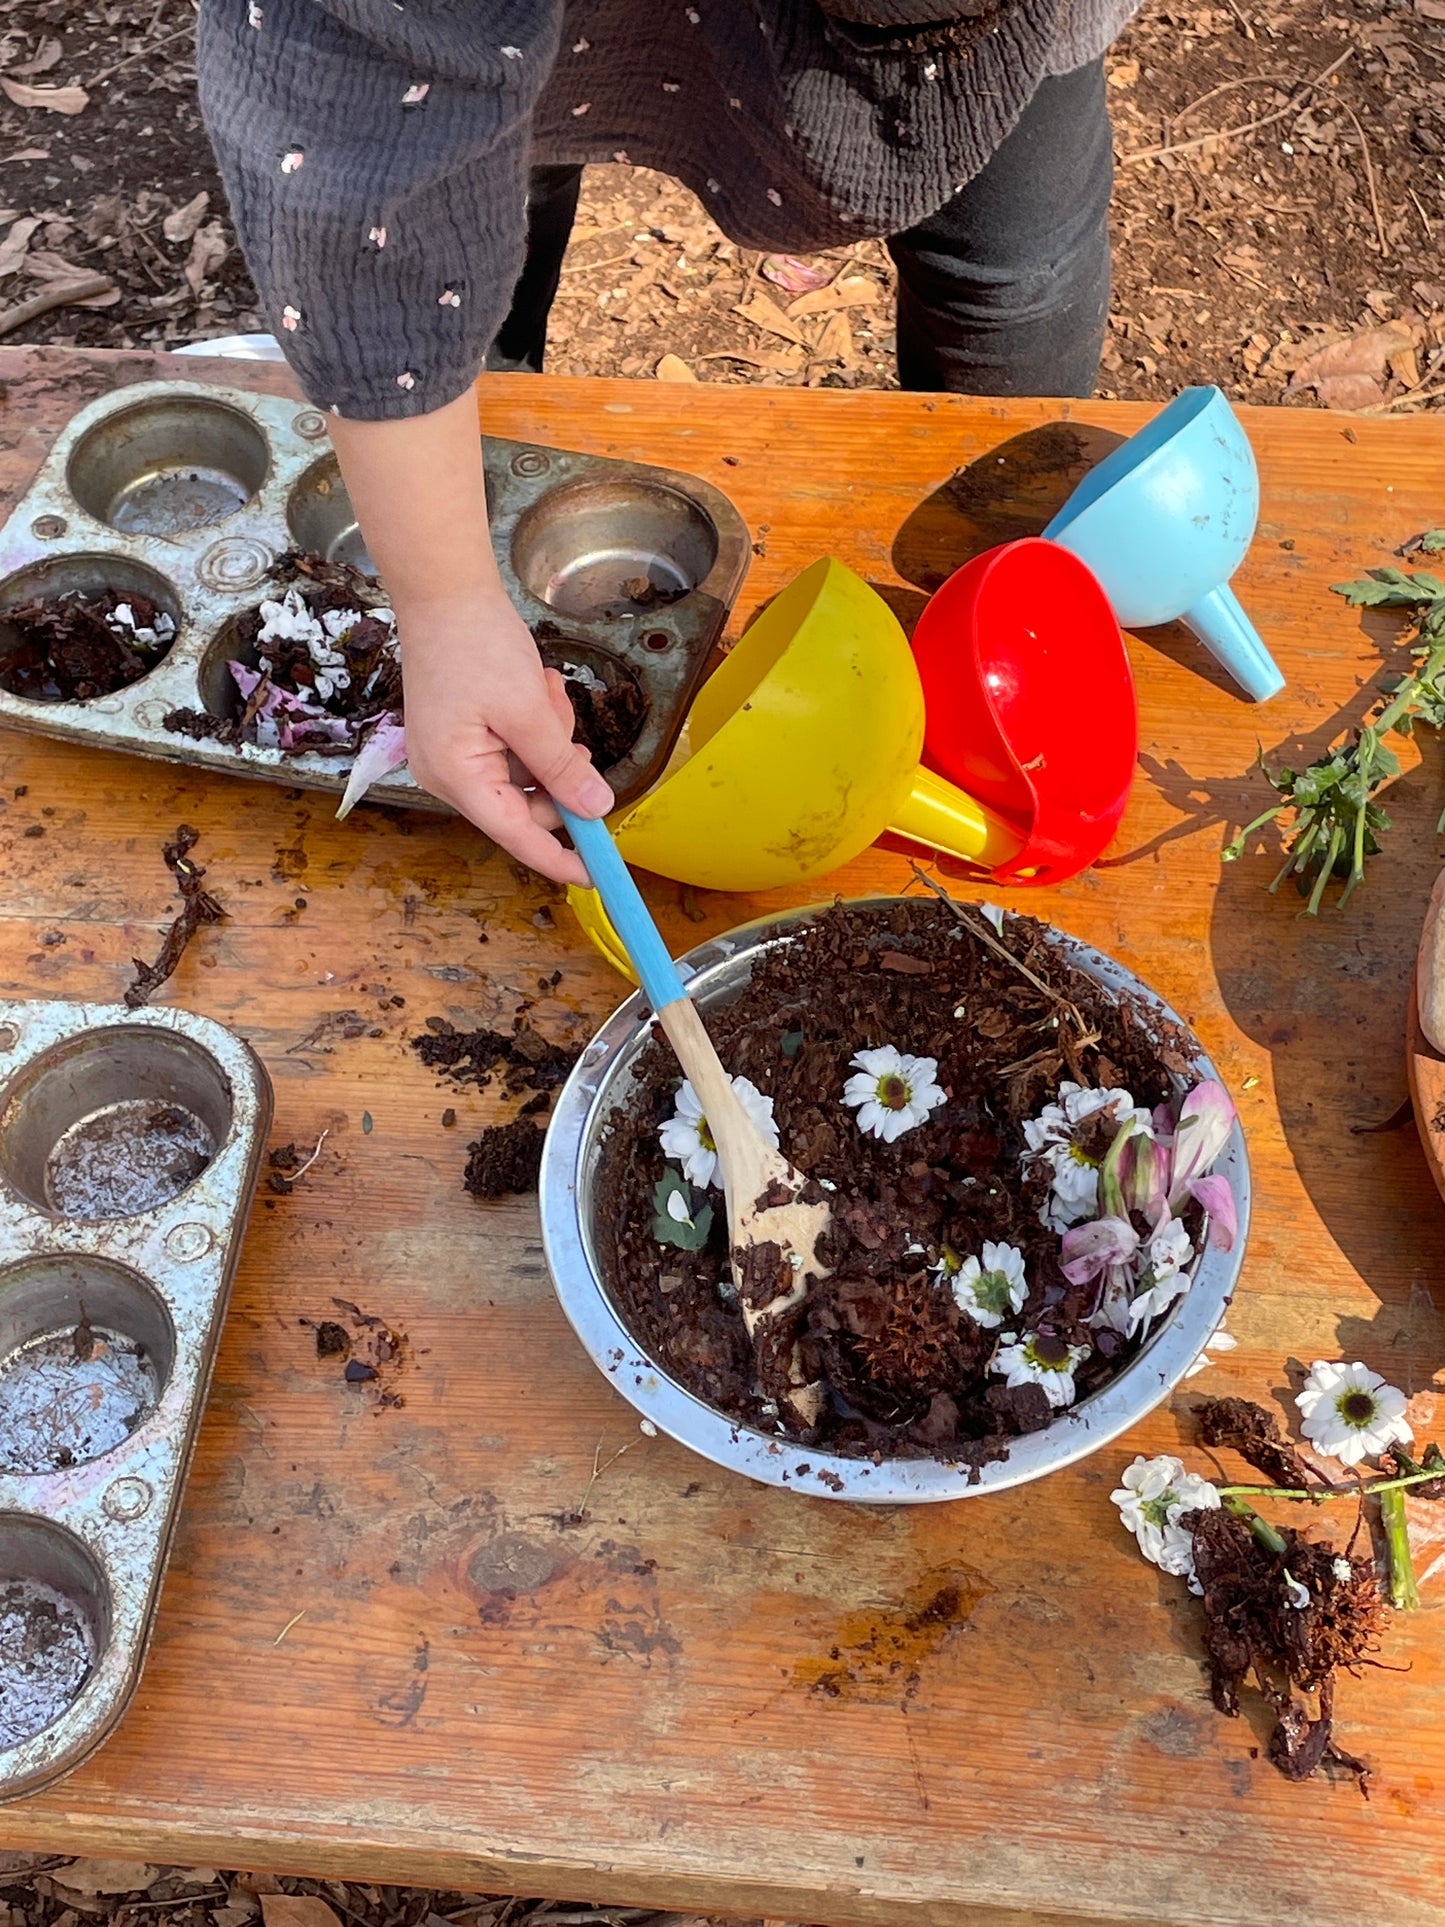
[8, 37, 62, 76]
[184, 219, 228, 296]
[787, 276, 879, 321]
[654, 351, 697, 382]
[0, 214, 40, 278]
[162, 188, 210, 244]
[1416, 0, 1445, 19]
[814, 310, 856, 366]
[259, 1899, 343, 1927]
[760, 253, 835, 295]
[1108, 57, 1140, 86]
[0, 77, 88, 113]
[733, 290, 811, 347]
[1287, 319, 1420, 409]
[3, 147, 50, 163]
[51, 1861, 160, 1897]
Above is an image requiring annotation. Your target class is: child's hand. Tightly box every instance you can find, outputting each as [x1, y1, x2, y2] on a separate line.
[327, 393, 613, 887]
[399, 588, 613, 887]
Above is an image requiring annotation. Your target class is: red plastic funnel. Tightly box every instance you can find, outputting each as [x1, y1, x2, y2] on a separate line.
[910, 537, 1137, 887]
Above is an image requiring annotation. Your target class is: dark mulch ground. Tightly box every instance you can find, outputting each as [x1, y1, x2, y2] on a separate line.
[0, 1857, 784, 1927]
[2, 0, 1442, 410]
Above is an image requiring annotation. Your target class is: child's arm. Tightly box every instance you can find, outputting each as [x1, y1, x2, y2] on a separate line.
[330, 394, 611, 886]
[196, 0, 607, 880]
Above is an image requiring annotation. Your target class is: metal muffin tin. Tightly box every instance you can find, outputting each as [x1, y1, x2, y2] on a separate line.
[0, 380, 752, 810]
[0, 998, 271, 1800]
[541, 898, 1250, 1504]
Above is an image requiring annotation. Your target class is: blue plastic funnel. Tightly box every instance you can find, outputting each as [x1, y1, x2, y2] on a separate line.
[1043, 387, 1284, 703]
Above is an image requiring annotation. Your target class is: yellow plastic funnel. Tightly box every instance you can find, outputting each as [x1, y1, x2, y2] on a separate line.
[605, 557, 1021, 892]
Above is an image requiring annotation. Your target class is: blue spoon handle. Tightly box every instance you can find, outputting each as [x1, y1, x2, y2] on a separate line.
[558, 807, 689, 1014]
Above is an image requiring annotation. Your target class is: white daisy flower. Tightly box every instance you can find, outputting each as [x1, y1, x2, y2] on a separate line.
[1111, 1453, 1221, 1593]
[842, 1045, 945, 1144]
[1295, 1360, 1412, 1467]
[1332, 1556, 1353, 1583]
[1022, 1081, 1151, 1231]
[951, 1241, 1027, 1330]
[991, 1331, 1090, 1410]
[658, 1075, 777, 1190]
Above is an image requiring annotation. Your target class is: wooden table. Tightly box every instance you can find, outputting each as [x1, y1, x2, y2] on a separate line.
[1, 345, 1443, 1927]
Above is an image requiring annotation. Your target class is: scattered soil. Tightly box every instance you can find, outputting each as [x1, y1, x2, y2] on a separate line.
[302, 1297, 409, 1410]
[0, 1317, 158, 1475]
[411, 1016, 581, 1102]
[123, 823, 225, 1009]
[5, 0, 1440, 412]
[463, 1119, 546, 1199]
[45, 1098, 213, 1218]
[596, 898, 1203, 1464]
[0, 588, 170, 703]
[0, 1582, 93, 1751]
[1187, 1505, 1385, 1790]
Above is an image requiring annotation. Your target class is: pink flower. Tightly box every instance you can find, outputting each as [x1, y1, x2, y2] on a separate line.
[337, 715, 408, 819]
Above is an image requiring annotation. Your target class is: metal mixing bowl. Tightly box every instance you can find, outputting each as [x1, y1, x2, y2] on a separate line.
[540, 899, 1249, 1503]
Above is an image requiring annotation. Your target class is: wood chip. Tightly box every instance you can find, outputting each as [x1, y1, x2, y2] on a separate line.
[786, 276, 878, 320]
[733, 290, 811, 347]
[0, 77, 88, 114]
[654, 351, 697, 381]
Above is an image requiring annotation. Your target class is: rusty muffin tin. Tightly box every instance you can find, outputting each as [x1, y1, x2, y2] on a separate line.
[0, 380, 752, 810]
[0, 998, 271, 1801]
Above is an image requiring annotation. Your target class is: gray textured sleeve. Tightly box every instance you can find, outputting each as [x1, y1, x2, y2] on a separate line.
[196, 0, 563, 420]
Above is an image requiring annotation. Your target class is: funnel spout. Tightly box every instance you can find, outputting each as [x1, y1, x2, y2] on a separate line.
[1181, 585, 1284, 703]
[887, 767, 1026, 870]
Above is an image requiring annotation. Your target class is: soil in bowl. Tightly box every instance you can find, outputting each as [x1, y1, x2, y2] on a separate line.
[596, 898, 1209, 1466]
[0, 589, 175, 702]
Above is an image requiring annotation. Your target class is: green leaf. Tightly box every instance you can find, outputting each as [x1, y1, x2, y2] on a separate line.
[362, 1111, 373, 1134]
[1421, 529, 1445, 553]
[651, 1168, 714, 1251]
[780, 1028, 805, 1058]
[1332, 568, 1436, 609]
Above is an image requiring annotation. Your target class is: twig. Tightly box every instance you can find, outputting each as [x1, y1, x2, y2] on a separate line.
[0, 274, 115, 339]
[905, 862, 1086, 1013]
[571, 1438, 633, 1520]
[1409, 185, 1433, 241]
[1342, 105, 1389, 260]
[88, 19, 195, 85]
[1120, 48, 1353, 164]
[290, 1128, 330, 1183]
[124, 823, 225, 1007]
[273, 1609, 306, 1644]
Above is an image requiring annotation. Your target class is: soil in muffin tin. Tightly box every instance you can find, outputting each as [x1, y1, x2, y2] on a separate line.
[164, 555, 646, 776]
[596, 897, 1205, 1466]
[0, 589, 170, 702]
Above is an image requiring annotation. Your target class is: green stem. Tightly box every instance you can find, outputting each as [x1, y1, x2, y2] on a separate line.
[1218, 1466, 1445, 1502]
[1381, 1486, 1421, 1610]
[1224, 1495, 1288, 1554]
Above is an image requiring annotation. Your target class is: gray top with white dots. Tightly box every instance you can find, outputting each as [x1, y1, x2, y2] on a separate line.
[196, 0, 1135, 420]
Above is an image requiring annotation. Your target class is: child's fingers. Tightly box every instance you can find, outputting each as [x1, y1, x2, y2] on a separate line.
[497, 669, 614, 821]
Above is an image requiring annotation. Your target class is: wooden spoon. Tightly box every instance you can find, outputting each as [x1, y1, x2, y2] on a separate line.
[560, 808, 829, 1425]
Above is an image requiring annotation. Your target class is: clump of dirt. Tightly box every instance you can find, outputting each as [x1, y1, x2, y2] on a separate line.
[1186, 1505, 1385, 1792]
[555, 657, 648, 769]
[123, 822, 225, 1009]
[463, 1119, 546, 1198]
[1196, 1395, 1317, 1490]
[411, 1017, 581, 1102]
[0, 587, 174, 702]
[596, 897, 1202, 1464]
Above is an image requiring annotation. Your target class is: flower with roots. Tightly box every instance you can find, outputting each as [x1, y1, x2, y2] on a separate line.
[1111, 1454, 1222, 1593]
[1022, 1081, 1151, 1232]
[658, 1075, 778, 1190]
[1295, 1360, 1412, 1467]
[951, 1241, 1027, 1330]
[991, 1331, 1090, 1410]
[842, 1045, 946, 1144]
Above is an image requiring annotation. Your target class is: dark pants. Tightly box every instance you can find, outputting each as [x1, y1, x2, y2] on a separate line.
[487, 59, 1113, 397]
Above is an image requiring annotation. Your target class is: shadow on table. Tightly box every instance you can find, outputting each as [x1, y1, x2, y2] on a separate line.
[1104, 606, 1445, 1381]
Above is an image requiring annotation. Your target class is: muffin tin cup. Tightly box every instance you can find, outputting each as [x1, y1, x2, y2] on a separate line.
[0, 999, 271, 1801]
[0, 381, 752, 811]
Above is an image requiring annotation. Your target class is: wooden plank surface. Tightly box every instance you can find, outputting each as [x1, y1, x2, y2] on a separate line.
[1, 346, 1444, 1927]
